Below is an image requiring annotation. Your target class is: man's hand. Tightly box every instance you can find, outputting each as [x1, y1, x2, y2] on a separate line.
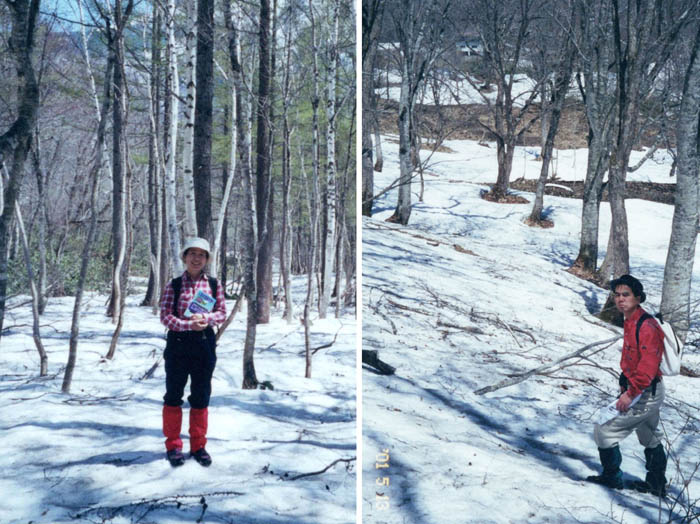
[190, 314, 209, 331]
[616, 390, 634, 412]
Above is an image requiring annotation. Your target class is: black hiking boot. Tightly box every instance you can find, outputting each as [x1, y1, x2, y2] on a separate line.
[627, 479, 667, 497]
[586, 446, 624, 489]
[628, 445, 667, 496]
[191, 448, 212, 467]
[167, 448, 186, 467]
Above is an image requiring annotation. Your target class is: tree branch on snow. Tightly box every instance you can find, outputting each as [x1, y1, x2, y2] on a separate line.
[387, 297, 432, 316]
[71, 491, 245, 521]
[293, 325, 344, 356]
[214, 282, 245, 342]
[62, 393, 133, 405]
[366, 296, 398, 335]
[312, 326, 342, 355]
[474, 336, 621, 395]
[283, 456, 355, 481]
[436, 319, 485, 335]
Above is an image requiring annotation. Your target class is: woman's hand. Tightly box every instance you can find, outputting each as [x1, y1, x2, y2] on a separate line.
[190, 314, 209, 331]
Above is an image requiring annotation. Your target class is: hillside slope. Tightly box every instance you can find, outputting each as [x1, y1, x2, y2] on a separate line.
[362, 137, 700, 524]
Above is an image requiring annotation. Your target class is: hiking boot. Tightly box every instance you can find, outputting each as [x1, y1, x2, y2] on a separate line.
[191, 448, 212, 467]
[628, 479, 667, 497]
[636, 444, 667, 497]
[586, 473, 624, 489]
[167, 448, 185, 467]
[586, 446, 623, 489]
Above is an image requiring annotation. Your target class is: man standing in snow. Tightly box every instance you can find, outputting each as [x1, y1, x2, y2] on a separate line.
[159, 237, 226, 467]
[586, 275, 667, 496]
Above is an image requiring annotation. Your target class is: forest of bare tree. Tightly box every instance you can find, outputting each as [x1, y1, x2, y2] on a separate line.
[0, 0, 356, 388]
[364, 0, 700, 333]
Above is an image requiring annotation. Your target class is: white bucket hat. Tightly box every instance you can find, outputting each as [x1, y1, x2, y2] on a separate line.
[180, 237, 211, 261]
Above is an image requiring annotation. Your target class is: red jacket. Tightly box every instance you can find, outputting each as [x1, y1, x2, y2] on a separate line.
[621, 306, 664, 397]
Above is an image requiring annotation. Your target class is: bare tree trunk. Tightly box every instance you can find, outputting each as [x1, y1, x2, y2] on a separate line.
[63, 55, 112, 393]
[361, 0, 383, 217]
[660, 25, 700, 341]
[8, 176, 46, 374]
[529, 33, 575, 224]
[210, 89, 237, 279]
[182, 0, 198, 238]
[372, 112, 384, 173]
[599, 0, 692, 320]
[255, 0, 274, 324]
[281, 12, 294, 324]
[305, 0, 321, 377]
[0, 0, 41, 338]
[31, 133, 48, 314]
[156, 0, 182, 279]
[102, 0, 135, 322]
[143, 4, 162, 308]
[226, 0, 259, 389]
[320, 0, 340, 319]
[334, 119, 351, 319]
[570, 0, 616, 276]
[391, 68, 413, 225]
[193, 0, 215, 243]
[571, 132, 609, 275]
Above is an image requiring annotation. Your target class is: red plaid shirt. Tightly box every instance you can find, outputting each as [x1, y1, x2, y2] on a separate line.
[159, 272, 227, 331]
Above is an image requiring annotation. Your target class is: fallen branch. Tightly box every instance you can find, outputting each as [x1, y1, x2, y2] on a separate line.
[285, 457, 356, 481]
[140, 357, 161, 380]
[474, 335, 621, 395]
[72, 491, 245, 521]
[215, 283, 245, 342]
[362, 350, 396, 375]
[312, 325, 343, 355]
[62, 393, 134, 405]
[387, 297, 431, 316]
[436, 319, 485, 335]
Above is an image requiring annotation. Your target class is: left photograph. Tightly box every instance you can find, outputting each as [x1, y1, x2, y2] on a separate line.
[0, 0, 356, 522]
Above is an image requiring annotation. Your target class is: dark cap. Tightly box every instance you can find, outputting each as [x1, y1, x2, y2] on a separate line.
[610, 274, 646, 303]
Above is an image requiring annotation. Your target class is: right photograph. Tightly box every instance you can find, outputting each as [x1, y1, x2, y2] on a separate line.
[361, 1, 700, 523]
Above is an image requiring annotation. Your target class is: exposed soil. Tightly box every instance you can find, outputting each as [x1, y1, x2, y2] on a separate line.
[378, 99, 591, 149]
[509, 178, 676, 205]
[376, 98, 675, 205]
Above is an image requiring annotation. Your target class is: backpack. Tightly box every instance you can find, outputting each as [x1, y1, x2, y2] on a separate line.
[635, 311, 683, 376]
[171, 276, 218, 316]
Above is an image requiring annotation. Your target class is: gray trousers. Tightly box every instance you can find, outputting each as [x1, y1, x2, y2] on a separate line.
[594, 380, 665, 450]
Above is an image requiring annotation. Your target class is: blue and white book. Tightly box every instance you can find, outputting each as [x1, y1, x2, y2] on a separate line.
[184, 289, 216, 318]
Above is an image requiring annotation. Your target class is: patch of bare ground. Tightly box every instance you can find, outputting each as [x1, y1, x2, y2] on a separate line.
[681, 366, 700, 378]
[377, 99, 590, 149]
[384, 136, 456, 153]
[566, 263, 608, 288]
[523, 217, 554, 229]
[481, 190, 530, 204]
[509, 178, 675, 205]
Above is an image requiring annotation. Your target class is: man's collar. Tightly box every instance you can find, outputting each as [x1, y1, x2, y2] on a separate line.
[624, 306, 644, 324]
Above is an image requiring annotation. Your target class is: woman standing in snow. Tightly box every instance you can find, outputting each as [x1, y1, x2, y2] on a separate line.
[586, 275, 667, 496]
[159, 237, 226, 467]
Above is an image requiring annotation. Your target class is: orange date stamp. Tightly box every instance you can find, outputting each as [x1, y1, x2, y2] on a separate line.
[375, 448, 390, 510]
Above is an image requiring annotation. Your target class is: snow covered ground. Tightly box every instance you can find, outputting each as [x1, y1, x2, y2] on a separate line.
[362, 137, 700, 523]
[376, 73, 540, 108]
[1, 277, 356, 524]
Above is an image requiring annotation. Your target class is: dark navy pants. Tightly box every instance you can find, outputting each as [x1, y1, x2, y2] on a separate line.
[163, 328, 217, 409]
